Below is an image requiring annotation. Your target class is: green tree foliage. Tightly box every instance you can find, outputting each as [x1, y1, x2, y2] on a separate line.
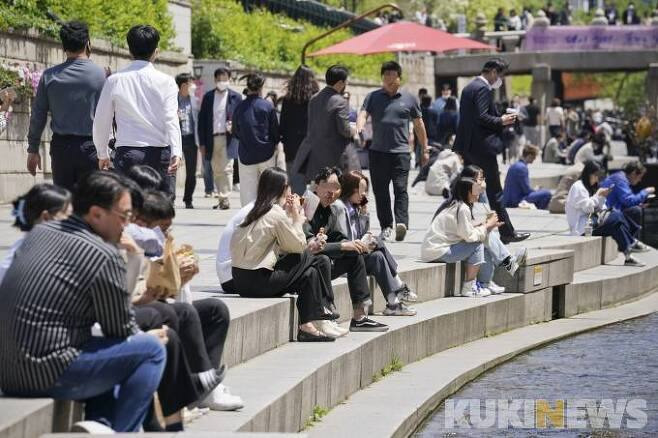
[192, 0, 389, 80]
[0, 0, 175, 49]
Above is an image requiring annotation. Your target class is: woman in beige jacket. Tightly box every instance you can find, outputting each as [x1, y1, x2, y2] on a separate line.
[231, 167, 344, 342]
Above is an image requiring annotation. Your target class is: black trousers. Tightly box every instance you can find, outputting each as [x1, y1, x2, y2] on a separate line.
[463, 149, 516, 237]
[134, 307, 200, 417]
[232, 252, 335, 324]
[330, 253, 372, 308]
[368, 150, 410, 228]
[50, 134, 98, 193]
[182, 134, 198, 204]
[114, 146, 174, 197]
[139, 299, 230, 371]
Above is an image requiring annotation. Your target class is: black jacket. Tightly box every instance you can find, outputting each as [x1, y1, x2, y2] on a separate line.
[279, 97, 310, 161]
[197, 88, 242, 159]
[453, 78, 503, 157]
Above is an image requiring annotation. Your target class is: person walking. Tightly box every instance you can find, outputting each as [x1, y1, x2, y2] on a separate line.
[453, 58, 529, 244]
[292, 65, 354, 184]
[357, 61, 428, 242]
[27, 21, 106, 192]
[232, 73, 279, 206]
[94, 25, 182, 197]
[197, 67, 243, 209]
[279, 65, 319, 195]
[175, 73, 200, 209]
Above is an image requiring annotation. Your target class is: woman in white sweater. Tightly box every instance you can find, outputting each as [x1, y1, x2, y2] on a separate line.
[566, 160, 644, 267]
[421, 177, 503, 297]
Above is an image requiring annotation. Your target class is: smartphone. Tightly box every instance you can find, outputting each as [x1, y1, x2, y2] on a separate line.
[505, 108, 518, 115]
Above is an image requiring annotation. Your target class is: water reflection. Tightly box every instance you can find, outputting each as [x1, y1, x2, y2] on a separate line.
[416, 313, 658, 437]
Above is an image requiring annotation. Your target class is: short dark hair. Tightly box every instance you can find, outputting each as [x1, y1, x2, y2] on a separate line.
[127, 25, 160, 60]
[314, 166, 342, 185]
[122, 177, 145, 214]
[444, 96, 457, 111]
[140, 190, 175, 222]
[175, 73, 193, 88]
[59, 21, 89, 53]
[325, 65, 349, 86]
[418, 88, 428, 97]
[522, 144, 541, 158]
[240, 73, 265, 93]
[624, 160, 645, 176]
[126, 165, 164, 191]
[481, 58, 508, 74]
[421, 95, 432, 107]
[381, 60, 402, 77]
[73, 171, 130, 216]
[12, 184, 71, 232]
[340, 170, 369, 200]
[214, 66, 231, 79]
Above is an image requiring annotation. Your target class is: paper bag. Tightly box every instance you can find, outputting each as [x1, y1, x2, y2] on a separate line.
[146, 235, 181, 298]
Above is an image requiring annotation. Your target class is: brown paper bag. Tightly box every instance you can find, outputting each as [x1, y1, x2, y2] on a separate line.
[146, 235, 181, 298]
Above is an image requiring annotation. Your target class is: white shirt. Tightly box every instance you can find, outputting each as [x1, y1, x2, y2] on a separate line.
[425, 150, 462, 196]
[0, 237, 23, 285]
[213, 89, 228, 134]
[508, 15, 522, 30]
[545, 106, 564, 127]
[566, 180, 606, 236]
[93, 60, 182, 159]
[216, 202, 254, 286]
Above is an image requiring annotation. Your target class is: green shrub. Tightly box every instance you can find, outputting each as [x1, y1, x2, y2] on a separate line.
[192, 0, 388, 81]
[0, 0, 175, 49]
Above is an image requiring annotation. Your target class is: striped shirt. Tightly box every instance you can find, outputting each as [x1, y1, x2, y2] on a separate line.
[0, 215, 139, 394]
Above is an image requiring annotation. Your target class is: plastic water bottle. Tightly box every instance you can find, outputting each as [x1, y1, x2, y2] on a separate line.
[584, 215, 593, 237]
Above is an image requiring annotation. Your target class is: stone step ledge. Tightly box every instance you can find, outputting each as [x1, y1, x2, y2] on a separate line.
[186, 290, 552, 434]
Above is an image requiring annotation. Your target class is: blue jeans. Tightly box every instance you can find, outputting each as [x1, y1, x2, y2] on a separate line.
[524, 189, 552, 210]
[594, 209, 636, 254]
[437, 241, 485, 265]
[478, 230, 510, 283]
[45, 334, 166, 432]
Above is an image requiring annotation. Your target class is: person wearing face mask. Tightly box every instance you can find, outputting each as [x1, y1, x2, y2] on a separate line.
[292, 65, 356, 186]
[27, 21, 106, 192]
[432, 83, 459, 117]
[454, 58, 529, 245]
[175, 73, 200, 209]
[197, 67, 243, 209]
[94, 25, 183, 199]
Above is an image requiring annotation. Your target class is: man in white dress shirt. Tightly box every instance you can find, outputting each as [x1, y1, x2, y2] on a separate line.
[93, 25, 182, 196]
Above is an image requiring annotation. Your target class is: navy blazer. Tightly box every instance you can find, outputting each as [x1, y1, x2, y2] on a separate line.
[453, 78, 503, 157]
[197, 88, 242, 159]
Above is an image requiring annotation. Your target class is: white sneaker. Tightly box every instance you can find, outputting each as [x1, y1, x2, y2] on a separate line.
[233, 183, 240, 192]
[483, 281, 505, 294]
[505, 248, 527, 277]
[328, 320, 349, 337]
[199, 384, 244, 411]
[380, 227, 394, 241]
[313, 320, 347, 338]
[71, 421, 115, 434]
[460, 281, 477, 297]
[475, 286, 491, 297]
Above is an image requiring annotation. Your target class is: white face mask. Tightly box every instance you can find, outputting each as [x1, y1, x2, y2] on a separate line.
[492, 77, 503, 89]
[188, 83, 197, 95]
[216, 81, 229, 91]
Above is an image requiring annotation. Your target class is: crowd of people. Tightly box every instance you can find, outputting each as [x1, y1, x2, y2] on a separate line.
[2, 15, 657, 435]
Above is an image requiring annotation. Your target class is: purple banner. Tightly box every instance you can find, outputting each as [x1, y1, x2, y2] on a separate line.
[522, 26, 658, 51]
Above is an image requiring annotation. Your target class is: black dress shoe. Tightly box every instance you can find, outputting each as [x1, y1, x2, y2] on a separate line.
[185, 202, 194, 209]
[501, 232, 531, 244]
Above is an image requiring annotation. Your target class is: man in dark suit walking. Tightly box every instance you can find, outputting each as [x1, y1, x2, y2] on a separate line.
[293, 65, 354, 184]
[198, 66, 242, 210]
[454, 58, 529, 243]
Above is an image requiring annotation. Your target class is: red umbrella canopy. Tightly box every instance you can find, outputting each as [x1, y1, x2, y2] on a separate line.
[309, 21, 494, 57]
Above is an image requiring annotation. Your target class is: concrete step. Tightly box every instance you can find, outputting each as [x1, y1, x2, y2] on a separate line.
[0, 398, 53, 438]
[186, 290, 554, 434]
[306, 292, 658, 438]
[561, 248, 658, 317]
[514, 235, 618, 271]
[493, 248, 574, 294]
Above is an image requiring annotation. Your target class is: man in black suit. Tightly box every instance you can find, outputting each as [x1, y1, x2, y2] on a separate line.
[454, 58, 529, 243]
[622, 2, 641, 25]
[198, 66, 242, 210]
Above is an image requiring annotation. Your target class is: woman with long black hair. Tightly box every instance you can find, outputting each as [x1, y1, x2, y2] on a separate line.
[280, 65, 319, 194]
[566, 160, 644, 267]
[230, 167, 345, 341]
